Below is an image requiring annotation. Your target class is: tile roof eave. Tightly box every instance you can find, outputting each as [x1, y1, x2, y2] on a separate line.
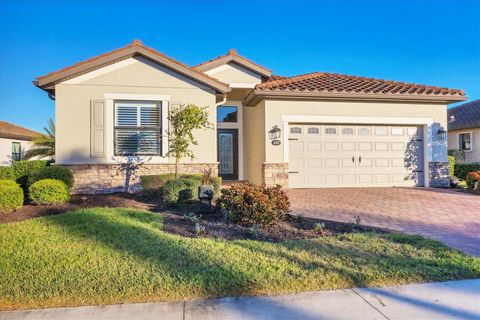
[34, 41, 231, 94]
[244, 90, 467, 106]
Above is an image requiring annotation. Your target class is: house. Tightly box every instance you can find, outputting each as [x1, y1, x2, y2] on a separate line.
[0, 121, 41, 165]
[447, 99, 480, 163]
[34, 40, 466, 194]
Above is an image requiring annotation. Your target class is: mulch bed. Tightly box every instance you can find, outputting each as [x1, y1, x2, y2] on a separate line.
[1, 193, 385, 241]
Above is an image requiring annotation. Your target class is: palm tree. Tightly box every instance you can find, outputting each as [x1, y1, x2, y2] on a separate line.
[24, 118, 55, 160]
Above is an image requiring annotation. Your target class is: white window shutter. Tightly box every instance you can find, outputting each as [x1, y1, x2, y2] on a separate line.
[161, 100, 169, 157]
[90, 100, 106, 158]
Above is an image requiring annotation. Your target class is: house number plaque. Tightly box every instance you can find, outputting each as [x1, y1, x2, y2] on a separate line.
[271, 139, 281, 146]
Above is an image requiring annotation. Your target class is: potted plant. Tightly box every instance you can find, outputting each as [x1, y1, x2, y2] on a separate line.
[198, 168, 215, 200]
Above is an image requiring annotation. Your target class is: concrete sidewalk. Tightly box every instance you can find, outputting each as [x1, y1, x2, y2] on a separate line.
[1, 279, 479, 320]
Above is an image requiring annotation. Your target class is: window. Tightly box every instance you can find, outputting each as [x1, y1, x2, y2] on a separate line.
[115, 102, 161, 155]
[217, 106, 237, 122]
[325, 127, 336, 135]
[375, 127, 388, 135]
[11, 142, 21, 161]
[342, 128, 354, 135]
[290, 127, 302, 134]
[358, 128, 371, 135]
[459, 133, 472, 151]
[308, 127, 319, 134]
[391, 127, 404, 136]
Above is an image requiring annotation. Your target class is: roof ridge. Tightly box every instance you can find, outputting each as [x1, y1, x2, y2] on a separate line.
[192, 49, 272, 74]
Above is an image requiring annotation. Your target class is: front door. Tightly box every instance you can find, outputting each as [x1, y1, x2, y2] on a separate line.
[217, 129, 238, 180]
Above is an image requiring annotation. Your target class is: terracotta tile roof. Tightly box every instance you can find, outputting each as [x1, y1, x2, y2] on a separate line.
[35, 40, 229, 93]
[256, 72, 465, 97]
[0, 121, 41, 141]
[448, 99, 480, 131]
[193, 49, 272, 76]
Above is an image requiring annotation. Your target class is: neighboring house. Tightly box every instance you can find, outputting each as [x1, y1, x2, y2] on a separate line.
[34, 40, 466, 194]
[447, 99, 480, 163]
[0, 121, 41, 166]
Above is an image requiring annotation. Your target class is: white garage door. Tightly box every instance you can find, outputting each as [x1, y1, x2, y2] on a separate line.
[288, 124, 424, 188]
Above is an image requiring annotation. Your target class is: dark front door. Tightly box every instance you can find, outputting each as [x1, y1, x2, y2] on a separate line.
[217, 129, 238, 180]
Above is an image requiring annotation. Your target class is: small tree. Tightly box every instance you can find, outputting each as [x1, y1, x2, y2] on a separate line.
[24, 118, 55, 160]
[167, 104, 214, 178]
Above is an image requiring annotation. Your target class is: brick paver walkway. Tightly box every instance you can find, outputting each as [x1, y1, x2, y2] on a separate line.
[286, 188, 480, 256]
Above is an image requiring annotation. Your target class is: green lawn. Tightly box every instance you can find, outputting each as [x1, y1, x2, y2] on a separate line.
[0, 208, 479, 310]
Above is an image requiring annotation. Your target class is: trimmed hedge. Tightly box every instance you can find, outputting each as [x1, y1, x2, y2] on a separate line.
[141, 173, 222, 196]
[29, 179, 70, 205]
[30, 166, 74, 189]
[0, 166, 15, 181]
[163, 178, 199, 205]
[0, 180, 24, 213]
[448, 156, 455, 178]
[12, 160, 49, 189]
[217, 183, 291, 227]
[454, 163, 480, 180]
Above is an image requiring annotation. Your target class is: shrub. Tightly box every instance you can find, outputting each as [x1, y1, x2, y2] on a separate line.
[141, 173, 222, 196]
[29, 166, 74, 189]
[0, 180, 24, 213]
[217, 183, 291, 227]
[454, 163, 480, 180]
[448, 156, 455, 178]
[12, 160, 49, 189]
[0, 166, 15, 181]
[163, 178, 199, 205]
[29, 179, 70, 205]
[466, 171, 480, 189]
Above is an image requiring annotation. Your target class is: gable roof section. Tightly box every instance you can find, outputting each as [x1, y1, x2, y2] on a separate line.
[0, 121, 41, 141]
[193, 49, 272, 78]
[34, 40, 230, 94]
[245, 72, 466, 105]
[447, 99, 480, 131]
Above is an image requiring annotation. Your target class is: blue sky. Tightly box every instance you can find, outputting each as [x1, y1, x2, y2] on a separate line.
[0, 0, 479, 132]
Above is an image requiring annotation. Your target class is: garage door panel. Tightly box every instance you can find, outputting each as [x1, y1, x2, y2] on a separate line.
[290, 141, 304, 151]
[342, 142, 355, 151]
[375, 142, 389, 151]
[288, 124, 424, 188]
[325, 158, 340, 168]
[342, 158, 355, 167]
[307, 158, 323, 168]
[375, 158, 389, 167]
[324, 142, 339, 151]
[359, 142, 372, 151]
[307, 142, 322, 151]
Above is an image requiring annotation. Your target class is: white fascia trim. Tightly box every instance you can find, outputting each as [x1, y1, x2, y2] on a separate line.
[63, 58, 139, 84]
[228, 83, 257, 88]
[281, 115, 434, 125]
[205, 64, 230, 75]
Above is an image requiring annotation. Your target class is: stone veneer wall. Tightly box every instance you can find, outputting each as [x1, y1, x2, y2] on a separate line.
[428, 161, 450, 188]
[262, 163, 289, 188]
[67, 163, 218, 194]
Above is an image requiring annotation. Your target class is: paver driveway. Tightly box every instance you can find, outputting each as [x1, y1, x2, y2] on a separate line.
[286, 188, 480, 256]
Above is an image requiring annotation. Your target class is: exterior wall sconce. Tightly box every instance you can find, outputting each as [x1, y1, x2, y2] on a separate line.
[436, 127, 447, 140]
[268, 125, 282, 145]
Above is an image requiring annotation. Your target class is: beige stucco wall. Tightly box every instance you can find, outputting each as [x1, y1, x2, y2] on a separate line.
[243, 100, 265, 184]
[258, 100, 448, 164]
[448, 128, 480, 163]
[55, 57, 219, 165]
[0, 138, 35, 166]
[205, 62, 262, 85]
